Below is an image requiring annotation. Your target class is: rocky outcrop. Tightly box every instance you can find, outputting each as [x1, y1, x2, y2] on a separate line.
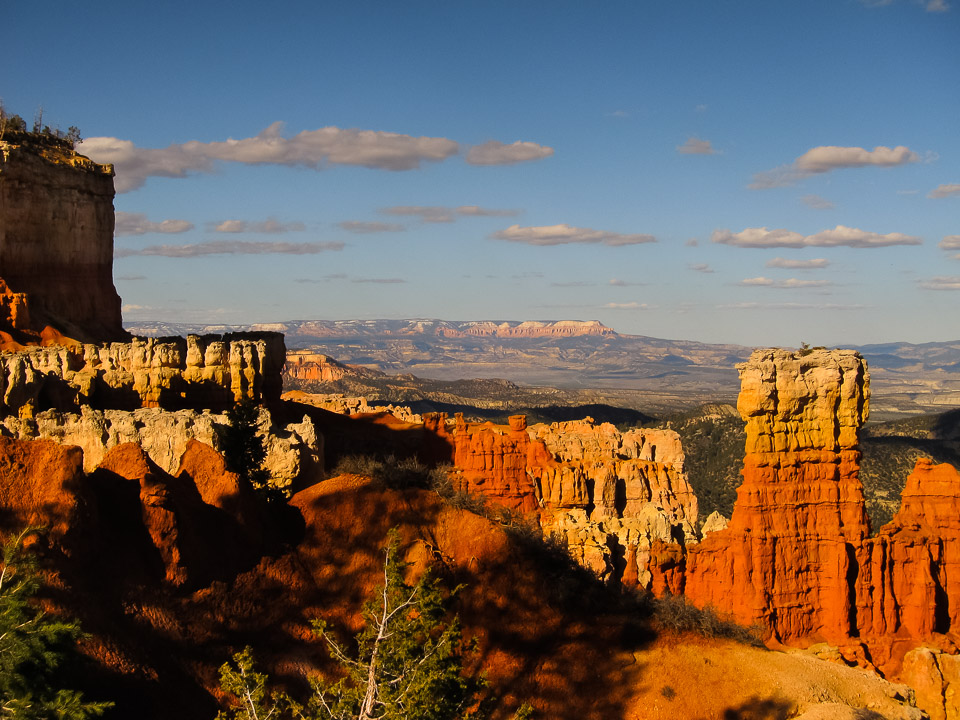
[452, 414, 549, 513]
[282, 390, 422, 424]
[0, 404, 321, 489]
[683, 348, 872, 642]
[0, 333, 285, 416]
[0, 435, 90, 549]
[0, 138, 123, 341]
[447, 413, 698, 583]
[857, 459, 960, 647]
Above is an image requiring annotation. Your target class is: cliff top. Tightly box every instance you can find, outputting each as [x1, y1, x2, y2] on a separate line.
[0, 130, 113, 175]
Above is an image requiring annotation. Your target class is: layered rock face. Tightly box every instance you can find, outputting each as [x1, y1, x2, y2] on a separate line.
[1, 404, 322, 489]
[857, 458, 960, 647]
[0, 139, 123, 341]
[449, 413, 698, 582]
[684, 349, 872, 642]
[0, 333, 285, 415]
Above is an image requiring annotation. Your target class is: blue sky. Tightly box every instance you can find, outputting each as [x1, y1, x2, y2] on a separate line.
[4, 0, 959, 346]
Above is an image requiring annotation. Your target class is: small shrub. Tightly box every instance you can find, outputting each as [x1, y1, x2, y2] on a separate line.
[660, 685, 676, 700]
[651, 593, 762, 645]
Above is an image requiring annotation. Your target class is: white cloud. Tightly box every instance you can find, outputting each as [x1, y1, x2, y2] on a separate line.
[750, 145, 919, 189]
[929, 184, 960, 199]
[739, 277, 831, 288]
[918, 276, 960, 290]
[114, 211, 193, 236]
[801, 194, 835, 210]
[603, 302, 656, 309]
[766, 257, 830, 269]
[609, 278, 644, 286]
[689, 263, 715, 273]
[925, 0, 949, 11]
[713, 224, 921, 248]
[676, 137, 716, 155]
[80, 123, 462, 192]
[213, 218, 306, 233]
[337, 221, 406, 234]
[122, 240, 344, 257]
[465, 140, 554, 166]
[940, 235, 960, 249]
[493, 224, 656, 246]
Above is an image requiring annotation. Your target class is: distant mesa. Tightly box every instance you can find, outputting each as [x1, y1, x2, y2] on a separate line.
[126, 318, 620, 340]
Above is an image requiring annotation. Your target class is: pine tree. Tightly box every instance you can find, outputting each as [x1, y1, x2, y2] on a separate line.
[217, 531, 532, 720]
[0, 528, 112, 719]
[307, 531, 484, 720]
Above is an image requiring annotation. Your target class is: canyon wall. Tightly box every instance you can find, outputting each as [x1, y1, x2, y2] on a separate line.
[0, 139, 123, 341]
[449, 412, 698, 582]
[0, 333, 285, 415]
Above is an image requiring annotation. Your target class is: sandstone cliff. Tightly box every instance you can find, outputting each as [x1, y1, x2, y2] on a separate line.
[0, 333, 285, 416]
[0, 137, 123, 342]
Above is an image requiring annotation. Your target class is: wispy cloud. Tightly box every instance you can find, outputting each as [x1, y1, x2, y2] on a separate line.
[380, 205, 520, 223]
[351, 277, 406, 284]
[602, 302, 656, 309]
[940, 235, 960, 250]
[115, 274, 146, 281]
[676, 137, 716, 155]
[766, 257, 830, 269]
[295, 274, 348, 283]
[929, 183, 960, 199]
[609, 278, 645, 286]
[713, 225, 921, 249]
[114, 211, 193, 236]
[455, 205, 522, 217]
[493, 224, 656, 247]
[118, 240, 344, 258]
[800, 194, 835, 210]
[337, 221, 406, 234]
[689, 263, 715, 273]
[721, 302, 866, 310]
[925, 0, 949, 11]
[551, 281, 594, 287]
[739, 277, 832, 288]
[918, 276, 960, 290]
[750, 145, 919, 189]
[213, 218, 306, 233]
[465, 140, 554, 166]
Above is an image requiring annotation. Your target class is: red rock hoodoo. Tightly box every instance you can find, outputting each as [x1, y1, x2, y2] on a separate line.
[666, 347, 960, 681]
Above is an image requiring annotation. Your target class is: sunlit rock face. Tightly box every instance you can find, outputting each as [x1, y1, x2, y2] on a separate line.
[0, 333, 286, 416]
[449, 412, 699, 584]
[683, 348, 873, 643]
[0, 138, 123, 341]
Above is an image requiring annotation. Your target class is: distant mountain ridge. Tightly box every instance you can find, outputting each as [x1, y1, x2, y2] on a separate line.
[126, 318, 618, 339]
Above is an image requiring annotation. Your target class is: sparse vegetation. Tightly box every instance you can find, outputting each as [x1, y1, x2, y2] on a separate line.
[0, 528, 113, 718]
[217, 532, 531, 720]
[0, 102, 82, 150]
[649, 593, 763, 645]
